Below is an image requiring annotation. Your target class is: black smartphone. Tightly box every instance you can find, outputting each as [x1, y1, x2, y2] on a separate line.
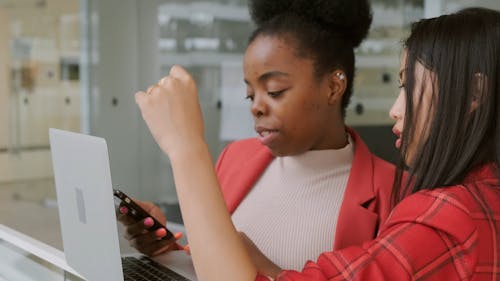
[113, 188, 175, 241]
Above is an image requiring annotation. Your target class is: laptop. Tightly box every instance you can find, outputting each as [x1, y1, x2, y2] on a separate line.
[49, 128, 198, 281]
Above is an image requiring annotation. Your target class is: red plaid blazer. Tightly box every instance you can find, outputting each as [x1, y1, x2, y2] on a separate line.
[256, 164, 499, 281]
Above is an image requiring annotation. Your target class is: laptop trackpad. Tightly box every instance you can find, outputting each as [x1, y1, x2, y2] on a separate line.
[153, 251, 197, 281]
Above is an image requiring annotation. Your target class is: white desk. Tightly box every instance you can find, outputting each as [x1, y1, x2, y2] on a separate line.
[0, 224, 83, 281]
[0, 224, 197, 281]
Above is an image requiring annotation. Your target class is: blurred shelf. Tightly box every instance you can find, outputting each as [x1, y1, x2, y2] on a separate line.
[158, 2, 250, 23]
[159, 52, 399, 68]
[357, 55, 399, 68]
[160, 52, 243, 67]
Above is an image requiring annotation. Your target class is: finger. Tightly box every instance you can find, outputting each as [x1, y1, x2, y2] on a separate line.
[131, 234, 178, 256]
[183, 244, 191, 255]
[131, 230, 165, 248]
[158, 76, 168, 86]
[135, 200, 158, 215]
[135, 91, 148, 107]
[124, 219, 150, 239]
[174, 232, 183, 241]
[147, 242, 176, 257]
[153, 227, 167, 239]
[116, 205, 128, 218]
[155, 229, 183, 242]
[169, 65, 191, 82]
[116, 206, 137, 225]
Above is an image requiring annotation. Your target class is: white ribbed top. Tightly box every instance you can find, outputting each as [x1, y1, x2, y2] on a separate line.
[232, 139, 354, 270]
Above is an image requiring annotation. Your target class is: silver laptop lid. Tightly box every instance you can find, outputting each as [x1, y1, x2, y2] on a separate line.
[49, 128, 124, 281]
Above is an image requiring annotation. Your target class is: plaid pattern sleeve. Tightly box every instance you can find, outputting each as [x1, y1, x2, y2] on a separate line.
[259, 176, 500, 281]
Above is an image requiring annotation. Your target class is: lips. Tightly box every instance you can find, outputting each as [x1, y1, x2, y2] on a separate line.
[393, 127, 402, 149]
[255, 126, 279, 146]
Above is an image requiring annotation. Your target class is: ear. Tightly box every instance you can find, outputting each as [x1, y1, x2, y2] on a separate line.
[327, 71, 347, 105]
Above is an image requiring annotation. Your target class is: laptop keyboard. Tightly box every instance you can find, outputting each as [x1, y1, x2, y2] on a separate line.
[122, 256, 190, 281]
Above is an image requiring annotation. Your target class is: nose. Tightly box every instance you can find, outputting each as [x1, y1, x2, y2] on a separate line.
[250, 94, 267, 118]
[389, 92, 405, 121]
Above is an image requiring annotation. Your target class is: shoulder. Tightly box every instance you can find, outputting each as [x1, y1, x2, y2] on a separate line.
[215, 139, 275, 210]
[215, 138, 274, 175]
[221, 138, 266, 155]
[348, 128, 395, 189]
[216, 138, 269, 167]
[384, 186, 477, 241]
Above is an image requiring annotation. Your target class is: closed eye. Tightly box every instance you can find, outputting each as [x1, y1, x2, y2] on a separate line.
[268, 90, 286, 98]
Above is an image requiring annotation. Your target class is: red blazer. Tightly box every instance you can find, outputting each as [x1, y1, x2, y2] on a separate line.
[215, 128, 396, 250]
[261, 164, 500, 281]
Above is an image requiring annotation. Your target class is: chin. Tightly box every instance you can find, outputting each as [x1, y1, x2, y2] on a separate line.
[267, 144, 289, 157]
[269, 148, 287, 157]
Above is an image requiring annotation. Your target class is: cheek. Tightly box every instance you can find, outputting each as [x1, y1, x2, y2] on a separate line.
[302, 100, 322, 112]
[298, 83, 327, 111]
[285, 102, 327, 138]
[277, 83, 328, 130]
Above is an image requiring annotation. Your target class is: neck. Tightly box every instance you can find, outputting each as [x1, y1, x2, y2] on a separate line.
[325, 108, 349, 149]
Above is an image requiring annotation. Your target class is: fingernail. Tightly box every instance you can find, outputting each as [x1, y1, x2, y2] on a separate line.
[119, 207, 128, 214]
[156, 228, 166, 238]
[174, 232, 183, 240]
[144, 217, 154, 227]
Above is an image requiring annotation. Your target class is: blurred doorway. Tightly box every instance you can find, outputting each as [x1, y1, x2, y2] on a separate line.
[0, 0, 81, 183]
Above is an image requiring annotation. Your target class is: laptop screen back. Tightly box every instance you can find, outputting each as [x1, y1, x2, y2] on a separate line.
[49, 128, 124, 281]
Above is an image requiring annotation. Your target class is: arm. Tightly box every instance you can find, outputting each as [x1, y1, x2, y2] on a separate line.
[135, 65, 258, 281]
[239, 232, 282, 278]
[275, 191, 478, 281]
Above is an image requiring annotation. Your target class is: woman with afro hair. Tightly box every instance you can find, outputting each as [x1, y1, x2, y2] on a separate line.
[121, 0, 395, 276]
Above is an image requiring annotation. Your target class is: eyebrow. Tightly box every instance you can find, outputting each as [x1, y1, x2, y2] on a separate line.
[244, 71, 290, 85]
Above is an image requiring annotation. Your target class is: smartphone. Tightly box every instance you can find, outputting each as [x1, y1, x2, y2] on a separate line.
[113, 188, 175, 241]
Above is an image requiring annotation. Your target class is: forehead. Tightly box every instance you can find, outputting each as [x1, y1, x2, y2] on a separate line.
[243, 35, 310, 76]
[399, 50, 408, 73]
[399, 50, 429, 80]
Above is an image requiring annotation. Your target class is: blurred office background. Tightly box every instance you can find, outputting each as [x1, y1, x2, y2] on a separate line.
[0, 0, 498, 250]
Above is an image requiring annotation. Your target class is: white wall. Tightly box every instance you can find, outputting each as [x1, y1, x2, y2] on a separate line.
[84, 0, 180, 202]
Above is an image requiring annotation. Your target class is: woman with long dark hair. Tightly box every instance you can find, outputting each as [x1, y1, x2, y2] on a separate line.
[134, 7, 500, 281]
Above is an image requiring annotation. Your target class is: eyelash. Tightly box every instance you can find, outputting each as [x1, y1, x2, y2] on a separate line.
[245, 90, 286, 102]
[268, 90, 285, 98]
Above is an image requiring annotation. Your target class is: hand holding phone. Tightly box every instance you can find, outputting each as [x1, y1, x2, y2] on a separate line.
[114, 188, 175, 241]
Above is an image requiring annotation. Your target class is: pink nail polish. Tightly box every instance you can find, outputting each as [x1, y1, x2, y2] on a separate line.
[156, 228, 166, 237]
[144, 217, 154, 227]
[120, 207, 128, 214]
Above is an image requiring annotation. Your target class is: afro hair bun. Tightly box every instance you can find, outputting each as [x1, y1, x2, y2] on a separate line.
[248, 0, 372, 47]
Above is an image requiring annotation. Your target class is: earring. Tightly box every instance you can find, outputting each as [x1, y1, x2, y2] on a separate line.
[336, 72, 345, 80]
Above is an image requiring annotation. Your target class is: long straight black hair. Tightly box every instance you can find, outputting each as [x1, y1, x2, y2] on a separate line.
[392, 7, 500, 205]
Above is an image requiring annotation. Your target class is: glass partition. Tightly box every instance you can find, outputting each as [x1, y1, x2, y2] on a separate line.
[0, 0, 80, 249]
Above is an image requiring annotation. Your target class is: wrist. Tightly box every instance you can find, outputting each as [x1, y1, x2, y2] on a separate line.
[166, 139, 210, 162]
